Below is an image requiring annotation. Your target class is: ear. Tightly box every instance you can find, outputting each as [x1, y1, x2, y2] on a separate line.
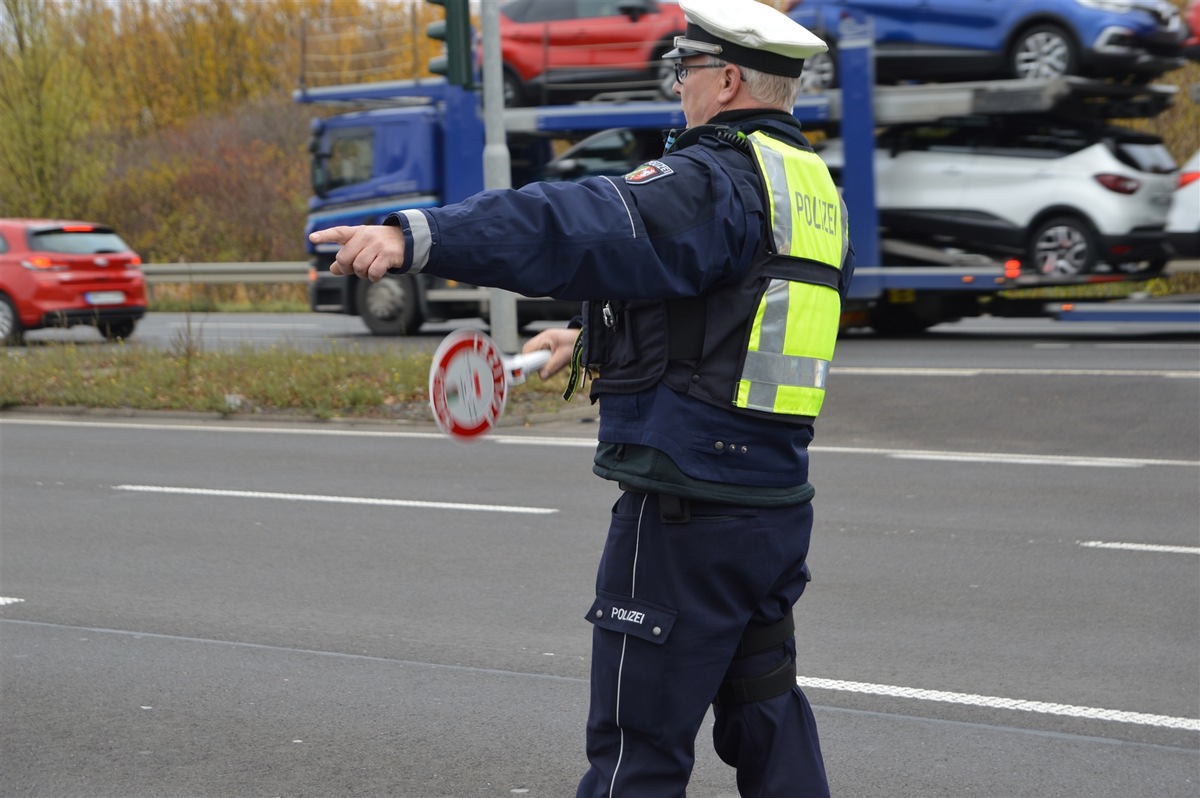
[718, 65, 741, 103]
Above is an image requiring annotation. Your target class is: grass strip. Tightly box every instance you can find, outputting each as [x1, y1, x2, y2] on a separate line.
[1, 342, 573, 422]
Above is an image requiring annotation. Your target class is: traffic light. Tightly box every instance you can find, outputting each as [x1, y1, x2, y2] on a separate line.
[427, 0, 473, 87]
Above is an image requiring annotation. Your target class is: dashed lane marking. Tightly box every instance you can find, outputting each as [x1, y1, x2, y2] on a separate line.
[114, 485, 557, 515]
[815, 446, 1197, 468]
[796, 677, 1200, 731]
[1077, 540, 1200, 555]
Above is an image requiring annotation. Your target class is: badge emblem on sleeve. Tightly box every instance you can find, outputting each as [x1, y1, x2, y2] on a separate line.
[624, 160, 675, 184]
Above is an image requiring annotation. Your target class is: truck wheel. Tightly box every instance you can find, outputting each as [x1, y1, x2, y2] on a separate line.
[1009, 24, 1077, 80]
[356, 275, 422, 336]
[0, 294, 24, 346]
[100, 318, 136, 341]
[1028, 215, 1098, 276]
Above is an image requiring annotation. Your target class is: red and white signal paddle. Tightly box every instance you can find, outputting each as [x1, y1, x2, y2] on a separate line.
[428, 329, 551, 442]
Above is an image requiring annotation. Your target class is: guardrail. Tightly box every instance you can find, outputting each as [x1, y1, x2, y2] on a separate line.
[141, 262, 309, 284]
[141, 259, 1198, 287]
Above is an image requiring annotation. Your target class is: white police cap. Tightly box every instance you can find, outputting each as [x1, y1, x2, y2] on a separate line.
[663, 0, 827, 78]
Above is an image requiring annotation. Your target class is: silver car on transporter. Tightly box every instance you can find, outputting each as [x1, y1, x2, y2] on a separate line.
[818, 114, 1178, 275]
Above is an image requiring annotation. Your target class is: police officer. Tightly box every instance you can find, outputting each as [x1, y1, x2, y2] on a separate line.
[311, 1, 852, 794]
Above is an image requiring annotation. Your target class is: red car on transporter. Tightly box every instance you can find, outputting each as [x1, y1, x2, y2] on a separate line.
[498, 0, 687, 106]
[0, 219, 147, 345]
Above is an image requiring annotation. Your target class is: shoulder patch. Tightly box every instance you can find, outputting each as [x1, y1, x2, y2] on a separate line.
[624, 160, 675, 185]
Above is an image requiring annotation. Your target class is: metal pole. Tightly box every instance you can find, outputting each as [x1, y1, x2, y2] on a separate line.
[837, 14, 880, 269]
[480, 0, 519, 351]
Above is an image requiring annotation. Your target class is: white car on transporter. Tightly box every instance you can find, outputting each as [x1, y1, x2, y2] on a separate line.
[818, 113, 1178, 276]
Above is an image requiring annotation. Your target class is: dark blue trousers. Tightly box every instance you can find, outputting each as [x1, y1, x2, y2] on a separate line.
[576, 491, 829, 798]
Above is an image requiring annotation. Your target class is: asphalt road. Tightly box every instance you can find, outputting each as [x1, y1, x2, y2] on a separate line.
[1, 319, 1198, 797]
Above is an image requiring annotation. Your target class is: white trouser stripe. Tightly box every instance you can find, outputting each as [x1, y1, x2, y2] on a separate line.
[610, 493, 648, 795]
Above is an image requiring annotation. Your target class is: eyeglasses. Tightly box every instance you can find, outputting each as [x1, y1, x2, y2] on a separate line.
[673, 62, 727, 84]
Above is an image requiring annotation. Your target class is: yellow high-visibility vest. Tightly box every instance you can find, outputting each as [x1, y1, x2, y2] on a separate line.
[735, 132, 849, 419]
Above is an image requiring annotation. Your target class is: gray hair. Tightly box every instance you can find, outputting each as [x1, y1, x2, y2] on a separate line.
[739, 64, 803, 110]
[706, 57, 802, 110]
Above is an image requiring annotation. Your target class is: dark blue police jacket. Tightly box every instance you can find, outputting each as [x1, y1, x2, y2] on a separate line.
[390, 109, 856, 500]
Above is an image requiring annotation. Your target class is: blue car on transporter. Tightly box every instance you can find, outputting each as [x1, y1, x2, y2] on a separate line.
[787, 0, 1187, 90]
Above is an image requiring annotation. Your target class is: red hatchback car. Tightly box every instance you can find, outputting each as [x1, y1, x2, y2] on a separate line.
[499, 0, 686, 105]
[0, 219, 147, 345]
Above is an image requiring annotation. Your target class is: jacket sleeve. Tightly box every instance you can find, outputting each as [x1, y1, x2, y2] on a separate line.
[389, 148, 765, 301]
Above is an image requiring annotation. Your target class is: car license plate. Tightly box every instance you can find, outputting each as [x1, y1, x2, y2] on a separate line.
[85, 291, 125, 305]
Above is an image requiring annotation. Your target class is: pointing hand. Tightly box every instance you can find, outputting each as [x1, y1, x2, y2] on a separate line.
[308, 225, 407, 283]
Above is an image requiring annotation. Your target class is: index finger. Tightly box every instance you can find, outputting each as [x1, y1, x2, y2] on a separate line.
[309, 226, 355, 245]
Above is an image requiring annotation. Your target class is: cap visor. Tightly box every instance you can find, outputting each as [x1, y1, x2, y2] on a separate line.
[662, 45, 702, 60]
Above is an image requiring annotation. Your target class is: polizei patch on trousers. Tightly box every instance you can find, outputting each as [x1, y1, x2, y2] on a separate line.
[586, 591, 677, 643]
[625, 160, 675, 184]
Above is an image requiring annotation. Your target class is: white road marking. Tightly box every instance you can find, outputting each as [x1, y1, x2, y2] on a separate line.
[1077, 540, 1200, 555]
[0, 597, 26, 606]
[114, 485, 557, 515]
[816, 445, 1197, 469]
[2, 418, 448, 438]
[796, 676, 1200, 731]
[4, 419, 1197, 468]
[892, 452, 1134, 468]
[494, 435, 595, 447]
[3, 614, 1194, 733]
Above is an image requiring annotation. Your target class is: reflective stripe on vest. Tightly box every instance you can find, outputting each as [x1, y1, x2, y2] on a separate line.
[735, 133, 847, 419]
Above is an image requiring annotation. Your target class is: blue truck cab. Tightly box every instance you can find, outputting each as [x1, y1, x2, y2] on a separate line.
[305, 99, 490, 335]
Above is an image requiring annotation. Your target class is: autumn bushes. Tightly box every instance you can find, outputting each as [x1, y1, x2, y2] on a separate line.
[105, 100, 314, 265]
[0, 0, 439, 265]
